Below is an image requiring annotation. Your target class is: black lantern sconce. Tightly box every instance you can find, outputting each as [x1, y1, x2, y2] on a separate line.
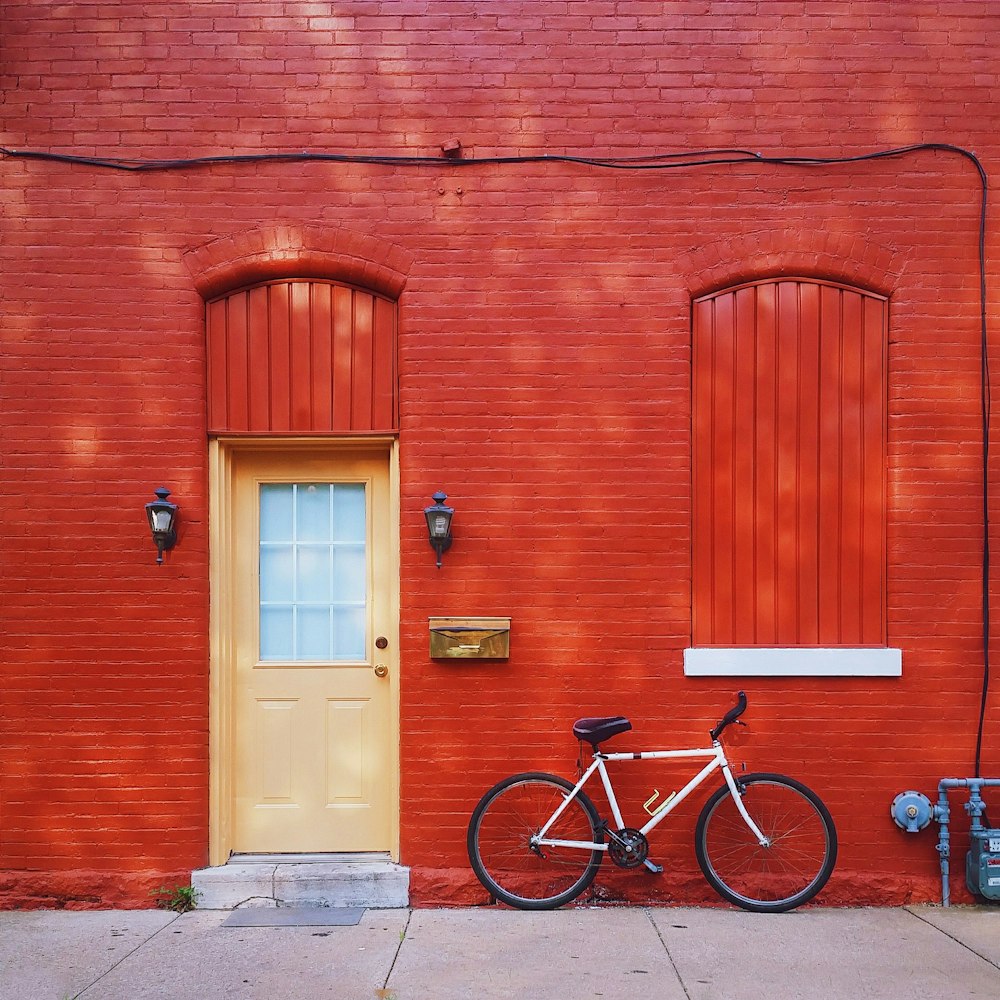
[424, 491, 454, 568]
[145, 487, 178, 565]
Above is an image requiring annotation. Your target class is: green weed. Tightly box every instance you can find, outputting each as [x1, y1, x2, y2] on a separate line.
[150, 884, 200, 913]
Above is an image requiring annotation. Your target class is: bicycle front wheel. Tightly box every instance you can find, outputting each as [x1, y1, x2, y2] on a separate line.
[695, 772, 837, 913]
[467, 772, 604, 909]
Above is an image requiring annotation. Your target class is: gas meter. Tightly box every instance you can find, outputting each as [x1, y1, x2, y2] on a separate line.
[967, 828, 1000, 901]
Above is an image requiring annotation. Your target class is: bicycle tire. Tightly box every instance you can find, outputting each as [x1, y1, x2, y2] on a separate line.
[467, 772, 604, 909]
[695, 772, 837, 913]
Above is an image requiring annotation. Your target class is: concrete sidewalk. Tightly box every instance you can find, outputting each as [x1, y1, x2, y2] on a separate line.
[2, 906, 999, 1000]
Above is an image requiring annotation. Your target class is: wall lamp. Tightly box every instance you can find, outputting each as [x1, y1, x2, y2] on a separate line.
[424, 491, 454, 568]
[145, 487, 178, 565]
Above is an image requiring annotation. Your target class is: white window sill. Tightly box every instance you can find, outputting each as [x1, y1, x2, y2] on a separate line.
[683, 647, 902, 677]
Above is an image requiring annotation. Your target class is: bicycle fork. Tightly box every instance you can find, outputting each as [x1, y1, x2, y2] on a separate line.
[721, 761, 770, 847]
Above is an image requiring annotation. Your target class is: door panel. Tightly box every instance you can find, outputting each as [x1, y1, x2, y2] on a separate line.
[258, 699, 296, 802]
[230, 449, 395, 853]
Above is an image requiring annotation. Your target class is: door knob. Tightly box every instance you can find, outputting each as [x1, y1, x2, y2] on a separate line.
[374, 664, 389, 678]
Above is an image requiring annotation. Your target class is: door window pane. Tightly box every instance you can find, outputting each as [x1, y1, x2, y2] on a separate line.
[260, 484, 294, 541]
[332, 546, 366, 603]
[259, 482, 367, 661]
[333, 606, 366, 660]
[297, 606, 332, 660]
[260, 606, 294, 660]
[260, 545, 294, 602]
[297, 546, 332, 602]
[297, 484, 331, 541]
[332, 484, 366, 541]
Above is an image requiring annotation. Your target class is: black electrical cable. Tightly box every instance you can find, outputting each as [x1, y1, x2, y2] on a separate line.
[0, 140, 978, 173]
[757, 144, 991, 777]
[0, 144, 769, 171]
[1, 140, 991, 771]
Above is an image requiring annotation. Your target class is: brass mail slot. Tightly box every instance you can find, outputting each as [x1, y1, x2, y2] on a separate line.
[429, 617, 511, 660]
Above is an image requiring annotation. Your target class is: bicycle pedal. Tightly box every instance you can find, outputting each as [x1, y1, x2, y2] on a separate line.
[643, 859, 663, 875]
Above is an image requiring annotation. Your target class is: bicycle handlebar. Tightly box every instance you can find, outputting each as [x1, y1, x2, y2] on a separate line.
[709, 690, 748, 740]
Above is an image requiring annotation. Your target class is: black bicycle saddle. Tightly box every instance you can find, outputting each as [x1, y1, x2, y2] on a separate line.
[572, 716, 632, 747]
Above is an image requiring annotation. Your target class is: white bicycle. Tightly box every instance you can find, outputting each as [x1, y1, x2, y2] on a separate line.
[467, 692, 837, 912]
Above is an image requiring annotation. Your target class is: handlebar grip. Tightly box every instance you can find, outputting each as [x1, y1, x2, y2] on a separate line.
[710, 690, 748, 740]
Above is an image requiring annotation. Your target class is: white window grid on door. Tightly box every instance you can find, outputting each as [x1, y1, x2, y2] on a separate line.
[258, 482, 368, 662]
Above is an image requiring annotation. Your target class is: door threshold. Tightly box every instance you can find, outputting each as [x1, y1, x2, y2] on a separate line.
[229, 852, 393, 865]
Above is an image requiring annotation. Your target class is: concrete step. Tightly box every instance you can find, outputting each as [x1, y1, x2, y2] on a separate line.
[192, 853, 409, 909]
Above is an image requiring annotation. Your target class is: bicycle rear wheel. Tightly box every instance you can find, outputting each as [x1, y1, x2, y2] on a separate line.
[467, 772, 604, 909]
[695, 772, 837, 912]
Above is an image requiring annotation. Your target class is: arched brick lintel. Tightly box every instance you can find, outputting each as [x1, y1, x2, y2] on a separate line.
[678, 228, 910, 301]
[183, 225, 414, 301]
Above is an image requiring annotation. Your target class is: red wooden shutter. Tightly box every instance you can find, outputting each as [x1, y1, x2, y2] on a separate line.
[206, 279, 397, 434]
[692, 278, 887, 646]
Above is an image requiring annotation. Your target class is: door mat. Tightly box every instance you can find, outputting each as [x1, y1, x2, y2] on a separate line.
[223, 906, 365, 927]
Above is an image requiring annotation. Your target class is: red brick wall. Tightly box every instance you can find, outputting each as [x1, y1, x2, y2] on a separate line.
[2, 1, 999, 907]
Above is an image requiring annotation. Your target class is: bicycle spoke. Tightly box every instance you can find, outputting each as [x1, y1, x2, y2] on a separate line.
[468, 773, 603, 909]
[696, 774, 837, 912]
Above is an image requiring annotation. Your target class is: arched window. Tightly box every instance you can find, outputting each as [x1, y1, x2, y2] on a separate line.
[206, 279, 397, 434]
[691, 278, 887, 649]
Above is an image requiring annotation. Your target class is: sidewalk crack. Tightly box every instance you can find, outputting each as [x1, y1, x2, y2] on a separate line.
[73, 912, 181, 999]
[644, 907, 692, 1000]
[905, 906, 1000, 972]
[382, 908, 413, 994]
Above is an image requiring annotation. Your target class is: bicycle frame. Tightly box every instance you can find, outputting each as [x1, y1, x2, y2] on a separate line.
[533, 741, 769, 852]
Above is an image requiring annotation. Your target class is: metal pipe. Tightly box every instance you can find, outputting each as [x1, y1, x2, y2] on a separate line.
[936, 785, 951, 906]
[938, 779, 1000, 788]
[934, 778, 1000, 905]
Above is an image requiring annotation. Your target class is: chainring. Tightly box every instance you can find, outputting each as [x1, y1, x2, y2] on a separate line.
[607, 827, 649, 869]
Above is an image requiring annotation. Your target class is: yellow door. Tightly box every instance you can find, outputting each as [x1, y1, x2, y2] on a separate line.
[229, 448, 396, 853]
